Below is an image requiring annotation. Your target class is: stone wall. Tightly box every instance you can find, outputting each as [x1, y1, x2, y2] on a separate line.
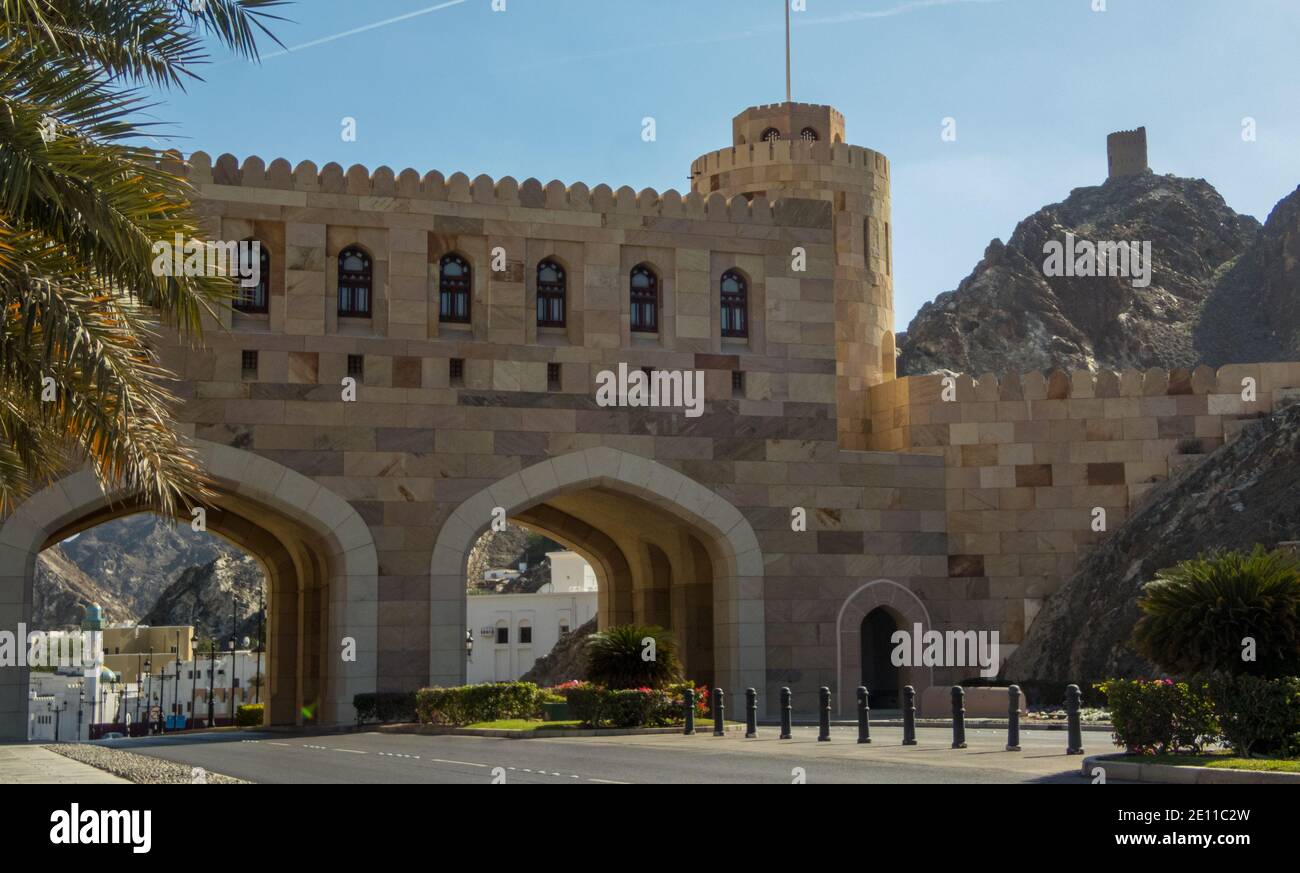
[867, 362, 1300, 666]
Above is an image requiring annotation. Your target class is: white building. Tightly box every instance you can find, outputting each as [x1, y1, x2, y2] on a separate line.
[466, 551, 597, 684]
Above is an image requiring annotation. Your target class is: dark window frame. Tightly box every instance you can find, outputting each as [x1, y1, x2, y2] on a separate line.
[536, 259, 567, 328]
[438, 253, 472, 324]
[800, 127, 820, 142]
[761, 127, 781, 143]
[630, 264, 659, 333]
[234, 240, 270, 314]
[337, 246, 373, 318]
[720, 270, 749, 339]
[495, 626, 509, 645]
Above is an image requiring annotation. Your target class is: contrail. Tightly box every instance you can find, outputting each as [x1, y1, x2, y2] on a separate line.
[260, 0, 470, 60]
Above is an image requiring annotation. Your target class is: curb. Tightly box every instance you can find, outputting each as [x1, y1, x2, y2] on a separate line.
[375, 723, 747, 740]
[1082, 752, 1300, 784]
[766, 719, 1114, 733]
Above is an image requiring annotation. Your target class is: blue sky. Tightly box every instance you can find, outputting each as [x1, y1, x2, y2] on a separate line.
[157, 0, 1299, 330]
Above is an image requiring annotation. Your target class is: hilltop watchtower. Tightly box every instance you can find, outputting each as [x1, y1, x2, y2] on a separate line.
[1107, 126, 1149, 179]
[690, 103, 894, 450]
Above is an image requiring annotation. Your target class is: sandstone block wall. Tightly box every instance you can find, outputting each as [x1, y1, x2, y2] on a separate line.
[867, 362, 1300, 664]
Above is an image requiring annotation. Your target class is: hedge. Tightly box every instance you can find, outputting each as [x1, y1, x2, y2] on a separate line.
[415, 683, 545, 725]
[353, 692, 418, 725]
[1206, 674, 1300, 757]
[235, 704, 264, 727]
[561, 681, 696, 728]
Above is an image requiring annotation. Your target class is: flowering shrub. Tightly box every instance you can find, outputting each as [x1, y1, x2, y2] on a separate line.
[1095, 678, 1218, 755]
[568, 681, 696, 728]
[1206, 674, 1300, 757]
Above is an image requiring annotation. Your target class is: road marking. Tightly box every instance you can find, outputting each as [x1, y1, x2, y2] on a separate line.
[265, 742, 291, 747]
[429, 758, 488, 768]
[335, 749, 367, 754]
[588, 778, 628, 784]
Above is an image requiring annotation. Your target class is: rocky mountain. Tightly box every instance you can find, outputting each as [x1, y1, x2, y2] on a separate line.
[466, 523, 558, 594]
[33, 547, 134, 629]
[1195, 185, 1300, 366]
[53, 514, 247, 617]
[142, 553, 264, 645]
[898, 171, 1264, 376]
[32, 513, 265, 640]
[1003, 401, 1300, 684]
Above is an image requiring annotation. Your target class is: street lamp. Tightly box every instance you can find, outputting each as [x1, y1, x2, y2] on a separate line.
[228, 637, 238, 726]
[77, 690, 84, 742]
[255, 586, 264, 705]
[144, 651, 153, 735]
[465, 627, 473, 662]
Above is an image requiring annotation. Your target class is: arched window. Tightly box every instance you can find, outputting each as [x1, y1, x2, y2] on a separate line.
[536, 259, 566, 327]
[630, 264, 658, 333]
[234, 240, 269, 314]
[800, 127, 819, 142]
[760, 127, 781, 143]
[337, 246, 372, 317]
[439, 253, 471, 323]
[720, 270, 748, 339]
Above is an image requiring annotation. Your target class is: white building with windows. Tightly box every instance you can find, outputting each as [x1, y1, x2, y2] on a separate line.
[465, 551, 598, 684]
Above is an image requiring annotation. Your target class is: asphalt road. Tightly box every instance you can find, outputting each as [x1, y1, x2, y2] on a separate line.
[95, 723, 1098, 784]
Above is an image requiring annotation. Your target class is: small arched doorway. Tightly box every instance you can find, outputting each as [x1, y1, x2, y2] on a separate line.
[860, 608, 900, 709]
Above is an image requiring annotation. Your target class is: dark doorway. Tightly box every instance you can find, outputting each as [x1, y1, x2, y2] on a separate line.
[860, 608, 900, 709]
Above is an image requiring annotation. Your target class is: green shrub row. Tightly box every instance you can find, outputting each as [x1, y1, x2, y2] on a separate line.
[415, 682, 545, 725]
[1097, 675, 1300, 757]
[353, 692, 418, 724]
[558, 681, 698, 728]
[235, 704, 263, 727]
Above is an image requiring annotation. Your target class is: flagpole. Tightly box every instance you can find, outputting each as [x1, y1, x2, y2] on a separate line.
[785, 0, 792, 103]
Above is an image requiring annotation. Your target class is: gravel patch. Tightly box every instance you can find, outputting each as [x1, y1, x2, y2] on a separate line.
[45, 744, 248, 784]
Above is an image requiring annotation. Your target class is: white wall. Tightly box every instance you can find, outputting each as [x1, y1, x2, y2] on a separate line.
[466, 590, 598, 685]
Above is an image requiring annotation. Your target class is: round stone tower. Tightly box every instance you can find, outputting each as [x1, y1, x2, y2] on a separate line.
[690, 102, 894, 450]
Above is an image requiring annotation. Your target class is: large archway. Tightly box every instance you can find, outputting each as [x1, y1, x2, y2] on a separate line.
[430, 448, 765, 705]
[835, 579, 933, 716]
[0, 441, 378, 740]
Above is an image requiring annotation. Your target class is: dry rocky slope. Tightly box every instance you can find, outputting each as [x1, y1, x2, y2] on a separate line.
[33, 514, 264, 641]
[898, 172, 1283, 376]
[1003, 402, 1300, 683]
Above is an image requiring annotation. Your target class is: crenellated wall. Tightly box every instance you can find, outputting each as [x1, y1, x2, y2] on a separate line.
[867, 363, 1300, 663]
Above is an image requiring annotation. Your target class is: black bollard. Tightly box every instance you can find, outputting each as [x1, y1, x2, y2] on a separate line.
[902, 685, 918, 745]
[818, 686, 831, 741]
[856, 686, 872, 744]
[1065, 684, 1085, 755]
[745, 688, 758, 738]
[950, 686, 967, 749]
[1006, 685, 1021, 752]
[712, 687, 725, 737]
[779, 687, 792, 739]
[684, 687, 695, 736]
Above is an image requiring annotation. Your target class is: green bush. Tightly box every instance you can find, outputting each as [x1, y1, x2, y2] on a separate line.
[584, 625, 683, 689]
[353, 692, 418, 724]
[235, 704, 263, 727]
[415, 683, 544, 726]
[1133, 547, 1300, 678]
[1206, 673, 1300, 757]
[1096, 678, 1219, 755]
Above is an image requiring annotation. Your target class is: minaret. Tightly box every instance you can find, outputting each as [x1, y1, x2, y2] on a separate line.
[80, 602, 105, 734]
